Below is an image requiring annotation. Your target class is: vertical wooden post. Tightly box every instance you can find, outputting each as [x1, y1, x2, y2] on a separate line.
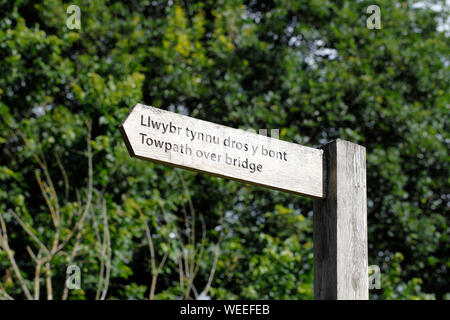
[313, 139, 368, 300]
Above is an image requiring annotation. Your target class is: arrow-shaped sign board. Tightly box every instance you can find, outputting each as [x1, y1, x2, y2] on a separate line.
[120, 104, 324, 198]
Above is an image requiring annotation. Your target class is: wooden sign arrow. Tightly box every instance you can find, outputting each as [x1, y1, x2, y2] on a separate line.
[120, 103, 324, 198]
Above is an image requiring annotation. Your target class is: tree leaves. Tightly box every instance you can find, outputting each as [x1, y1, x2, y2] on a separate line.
[0, 0, 448, 300]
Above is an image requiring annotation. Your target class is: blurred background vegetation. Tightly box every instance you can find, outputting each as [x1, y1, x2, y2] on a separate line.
[0, 0, 448, 300]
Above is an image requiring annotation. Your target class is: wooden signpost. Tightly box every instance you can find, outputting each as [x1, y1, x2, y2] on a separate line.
[120, 103, 368, 300]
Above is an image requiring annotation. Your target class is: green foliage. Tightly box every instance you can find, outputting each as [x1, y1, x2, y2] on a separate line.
[0, 0, 448, 300]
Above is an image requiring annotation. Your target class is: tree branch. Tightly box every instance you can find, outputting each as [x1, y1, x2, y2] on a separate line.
[0, 213, 33, 300]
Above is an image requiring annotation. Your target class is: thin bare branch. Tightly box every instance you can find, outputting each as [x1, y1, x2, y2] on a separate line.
[45, 262, 52, 300]
[200, 211, 225, 299]
[193, 213, 207, 278]
[0, 213, 33, 300]
[0, 285, 14, 300]
[177, 253, 185, 291]
[134, 203, 156, 272]
[35, 171, 58, 228]
[33, 250, 43, 300]
[9, 210, 50, 256]
[100, 198, 111, 300]
[55, 151, 70, 201]
[26, 246, 37, 262]
[94, 208, 104, 300]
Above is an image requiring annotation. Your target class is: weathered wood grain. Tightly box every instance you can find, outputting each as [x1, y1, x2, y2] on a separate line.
[313, 139, 368, 299]
[120, 103, 324, 198]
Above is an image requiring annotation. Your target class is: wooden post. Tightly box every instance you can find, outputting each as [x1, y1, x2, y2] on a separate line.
[313, 139, 368, 300]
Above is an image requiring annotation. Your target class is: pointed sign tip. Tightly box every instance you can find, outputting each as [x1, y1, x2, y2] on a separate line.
[119, 124, 136, 158]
